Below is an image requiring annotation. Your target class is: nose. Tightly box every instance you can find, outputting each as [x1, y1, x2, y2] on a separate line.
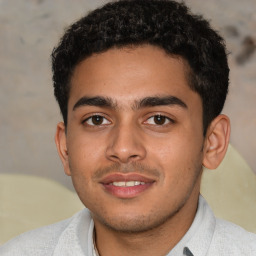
[106, 123, 147, 164]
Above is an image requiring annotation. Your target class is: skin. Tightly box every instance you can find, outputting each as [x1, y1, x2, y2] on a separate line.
[56, 45, 230, 256]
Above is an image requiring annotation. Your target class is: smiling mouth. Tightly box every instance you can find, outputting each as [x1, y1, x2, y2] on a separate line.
[110, 181, 146, 187]
[100, 174, 155, 198]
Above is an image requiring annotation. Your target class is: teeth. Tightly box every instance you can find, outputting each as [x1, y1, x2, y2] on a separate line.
[112, 181, 146, 187]
[126, 181, 135, 187]
[113, 181, 126, 187]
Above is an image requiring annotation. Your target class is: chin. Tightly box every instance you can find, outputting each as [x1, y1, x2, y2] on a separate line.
[93, 208, 180, 234]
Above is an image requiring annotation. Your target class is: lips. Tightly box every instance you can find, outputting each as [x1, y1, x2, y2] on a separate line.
[100, 173, 155, 184]
[100, 173, 155, 198]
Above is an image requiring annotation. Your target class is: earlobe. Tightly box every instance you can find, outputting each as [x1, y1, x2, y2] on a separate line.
[203, 114, 230, 169]
[55, 122, 71, 176]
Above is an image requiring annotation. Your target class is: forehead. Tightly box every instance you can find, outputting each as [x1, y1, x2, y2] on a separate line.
[69, 45, 200, 109]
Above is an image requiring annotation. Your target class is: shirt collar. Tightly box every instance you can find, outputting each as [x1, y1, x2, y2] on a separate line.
[167, 195, 216, 256]
[52, 209, 95, 256]
[183, 195, 216, 256]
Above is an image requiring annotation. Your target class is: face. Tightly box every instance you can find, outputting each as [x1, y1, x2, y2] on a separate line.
[58, 45, 206, 233]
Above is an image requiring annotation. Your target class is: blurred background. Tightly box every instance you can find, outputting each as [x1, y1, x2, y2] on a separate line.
[0, 0, 255, 191]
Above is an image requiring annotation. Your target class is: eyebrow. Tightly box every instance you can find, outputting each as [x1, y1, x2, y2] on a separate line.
[135, 96, 187, 109]
[73, 95, 187, 111]
[73, 96, 117, 110]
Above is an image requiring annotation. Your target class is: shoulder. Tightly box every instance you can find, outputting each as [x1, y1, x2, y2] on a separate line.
[209, 218, 256, 255]
[0, 220, 70, 255]
[0, 209, 90, 256]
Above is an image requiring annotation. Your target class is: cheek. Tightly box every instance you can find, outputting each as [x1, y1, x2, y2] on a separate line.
[148, 130, 203, 170]
[67, 130, 106, 167]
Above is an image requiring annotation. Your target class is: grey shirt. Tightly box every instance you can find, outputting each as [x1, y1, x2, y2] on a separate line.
[1, 195, 256, 255]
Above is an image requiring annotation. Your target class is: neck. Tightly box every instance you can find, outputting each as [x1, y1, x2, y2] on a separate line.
[93, 190, 200, 256]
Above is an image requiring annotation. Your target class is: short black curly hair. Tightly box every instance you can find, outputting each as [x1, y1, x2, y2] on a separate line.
[51, 0, 229, 134]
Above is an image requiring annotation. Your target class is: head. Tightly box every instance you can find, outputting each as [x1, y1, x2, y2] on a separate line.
[53, 0, 230, 238]
[52, 0, 229, 135]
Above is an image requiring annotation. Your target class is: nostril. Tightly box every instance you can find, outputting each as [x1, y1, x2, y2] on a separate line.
[130, 154, 139, 159]
[111, 155, 119, 159]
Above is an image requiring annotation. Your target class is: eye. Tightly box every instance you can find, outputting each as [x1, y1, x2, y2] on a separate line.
[84, 115, 111, 126]
[145, 114, 173, 125]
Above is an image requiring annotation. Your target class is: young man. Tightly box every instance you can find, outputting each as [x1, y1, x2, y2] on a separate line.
[1, 0, 256, 255]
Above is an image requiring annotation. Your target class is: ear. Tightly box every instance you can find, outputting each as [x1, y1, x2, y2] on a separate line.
[55, 122, 71, 176]
[203, 114, 230, 169]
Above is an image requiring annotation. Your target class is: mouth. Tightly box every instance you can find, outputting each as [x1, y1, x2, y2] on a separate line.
[109, 181, 146, 187]
[100, 174, 156, 199]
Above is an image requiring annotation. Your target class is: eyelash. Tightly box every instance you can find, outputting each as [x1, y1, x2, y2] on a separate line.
[83, 114, 111, 126]
[82, 113, 175, 127]
[144, 114, 174, 126]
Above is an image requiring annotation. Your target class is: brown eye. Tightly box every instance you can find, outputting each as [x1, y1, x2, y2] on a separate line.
[145, 114, 173, 125]
[84, 115, 111, 126]
[154, 115, 167, 125]
[91, 115, 104, 125]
